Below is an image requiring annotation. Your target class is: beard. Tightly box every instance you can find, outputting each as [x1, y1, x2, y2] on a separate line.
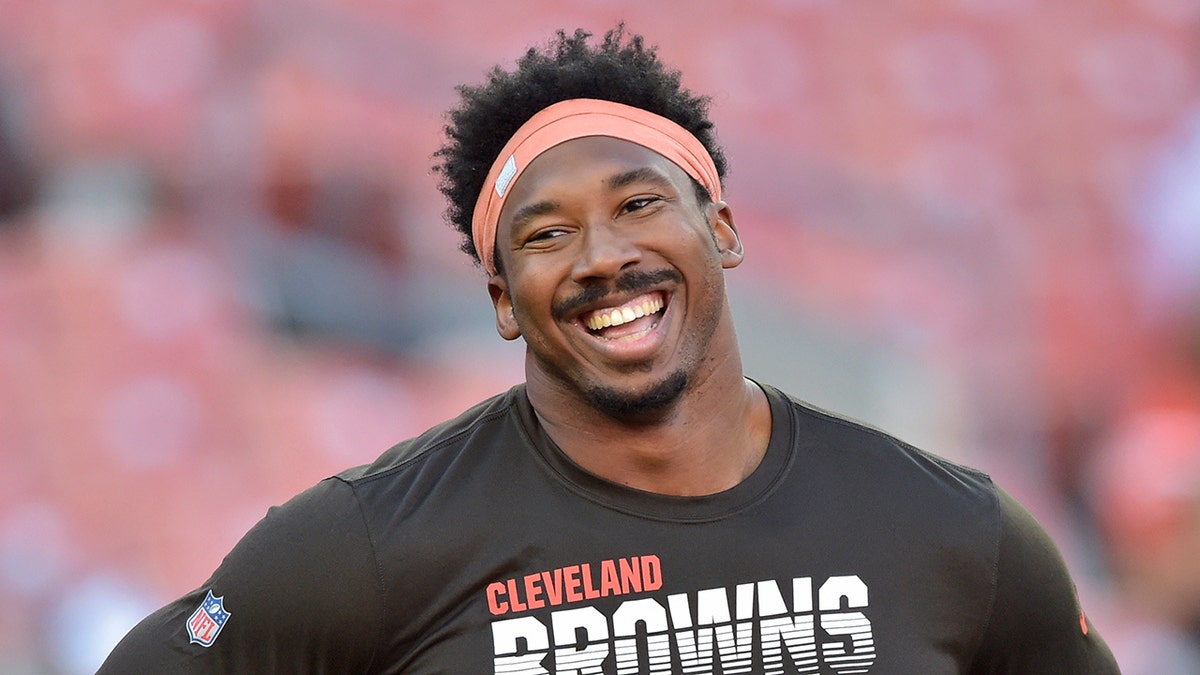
[583, 369, 690, 421]
[529, 263, 725, 423]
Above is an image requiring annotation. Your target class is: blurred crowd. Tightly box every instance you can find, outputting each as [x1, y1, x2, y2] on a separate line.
[0, 1, 1198, 673]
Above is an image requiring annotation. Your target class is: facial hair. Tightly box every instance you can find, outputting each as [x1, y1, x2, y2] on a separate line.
[584, 369, 689, 421]
[551, 268, 682, 322]
[535, 260, 724, 423]
[549, 269, 690, 420]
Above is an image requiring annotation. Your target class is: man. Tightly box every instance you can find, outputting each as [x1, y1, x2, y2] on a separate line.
[100, 27, 1121, 673]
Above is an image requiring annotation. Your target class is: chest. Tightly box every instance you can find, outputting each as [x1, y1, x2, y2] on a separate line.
[372, 502, 992, 674]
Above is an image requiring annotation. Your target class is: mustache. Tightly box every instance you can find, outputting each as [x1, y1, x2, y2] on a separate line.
[553, 269, 681, 321]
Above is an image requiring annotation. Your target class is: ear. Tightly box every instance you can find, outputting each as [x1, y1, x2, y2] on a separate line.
[707, 201, 744, 269]
[487, 274, 522, 341]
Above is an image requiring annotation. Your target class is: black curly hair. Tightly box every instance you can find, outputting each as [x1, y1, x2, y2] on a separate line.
[433, 25, 728, 270]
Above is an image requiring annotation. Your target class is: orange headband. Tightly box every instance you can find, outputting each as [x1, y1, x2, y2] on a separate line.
[471, 98, 722, 276]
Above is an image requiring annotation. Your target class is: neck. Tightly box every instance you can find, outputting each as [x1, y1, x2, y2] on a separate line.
[525, 345, 771, 497]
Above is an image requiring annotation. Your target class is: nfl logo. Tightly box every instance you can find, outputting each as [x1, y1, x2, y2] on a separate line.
[186, 590, 231, 647]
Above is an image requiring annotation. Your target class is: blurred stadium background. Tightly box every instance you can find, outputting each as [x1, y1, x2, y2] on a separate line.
[1, 1, 1199, 672]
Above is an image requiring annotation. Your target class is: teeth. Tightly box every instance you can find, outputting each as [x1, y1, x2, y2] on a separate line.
[586, 295, 664, 331]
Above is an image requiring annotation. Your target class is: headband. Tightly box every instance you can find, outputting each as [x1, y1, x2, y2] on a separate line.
[470, 98, 722, 276]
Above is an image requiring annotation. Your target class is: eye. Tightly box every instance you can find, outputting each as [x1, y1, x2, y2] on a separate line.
[524, 226, 570, 245]
[621, 196, 661, 214]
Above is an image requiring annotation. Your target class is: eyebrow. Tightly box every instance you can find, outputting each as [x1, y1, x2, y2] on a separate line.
[508, 199, 561, 237]
[605, 166, 674, 192]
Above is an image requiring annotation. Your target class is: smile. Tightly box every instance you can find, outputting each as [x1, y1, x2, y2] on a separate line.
[582, 292, 666, 337]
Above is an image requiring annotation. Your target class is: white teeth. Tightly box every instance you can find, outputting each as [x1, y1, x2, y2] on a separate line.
[586, 295, 665, 331]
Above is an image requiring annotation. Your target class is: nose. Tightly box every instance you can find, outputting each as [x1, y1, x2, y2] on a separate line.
[571, 221, 642, 282]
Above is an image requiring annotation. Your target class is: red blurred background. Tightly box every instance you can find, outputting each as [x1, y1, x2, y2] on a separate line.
[1, 1, 1199, 672]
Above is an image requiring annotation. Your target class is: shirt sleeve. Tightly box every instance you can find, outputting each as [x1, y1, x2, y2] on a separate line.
[97, 477, 383, 673]
[969, 486, 1121, 674]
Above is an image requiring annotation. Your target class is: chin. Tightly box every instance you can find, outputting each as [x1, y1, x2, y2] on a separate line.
[584, 370, 689, 421]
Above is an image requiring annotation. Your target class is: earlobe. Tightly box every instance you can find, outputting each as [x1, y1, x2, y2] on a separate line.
[708, 201, 744, 269]
[487, 276, 522, 341]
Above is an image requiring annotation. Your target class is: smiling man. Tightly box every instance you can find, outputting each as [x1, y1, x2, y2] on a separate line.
[483, 125, 766, 496]
[100, 27, 1121, 673]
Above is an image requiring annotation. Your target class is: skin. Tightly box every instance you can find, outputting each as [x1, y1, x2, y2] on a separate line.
[486, 136, 772, 496]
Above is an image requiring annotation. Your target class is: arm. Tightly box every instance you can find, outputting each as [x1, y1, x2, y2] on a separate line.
[98, 477, 383, 673]
[969, 487, 1121, 674]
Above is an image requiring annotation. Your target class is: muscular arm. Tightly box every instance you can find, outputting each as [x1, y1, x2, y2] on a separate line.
[969, 487, 1120, 674]
[98, 477, 383, 673]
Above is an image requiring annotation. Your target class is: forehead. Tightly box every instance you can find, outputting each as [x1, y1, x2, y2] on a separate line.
[498, 136, 692, 216]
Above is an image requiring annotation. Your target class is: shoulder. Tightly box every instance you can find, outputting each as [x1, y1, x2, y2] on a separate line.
[769, 384, 995, 501]
[100, 387, 532, 672]
[337, 385, 526, 484]
[99, 477, 384, 672]
[968, 485, 1121, 671]
[320, 384, 541, 556]
[766, 384, 1004, 573]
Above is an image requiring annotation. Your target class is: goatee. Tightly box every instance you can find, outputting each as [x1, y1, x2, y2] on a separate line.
[584, 370, 689, 421]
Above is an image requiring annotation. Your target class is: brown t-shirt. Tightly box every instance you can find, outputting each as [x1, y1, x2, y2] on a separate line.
[99, 384, 1120, 673]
